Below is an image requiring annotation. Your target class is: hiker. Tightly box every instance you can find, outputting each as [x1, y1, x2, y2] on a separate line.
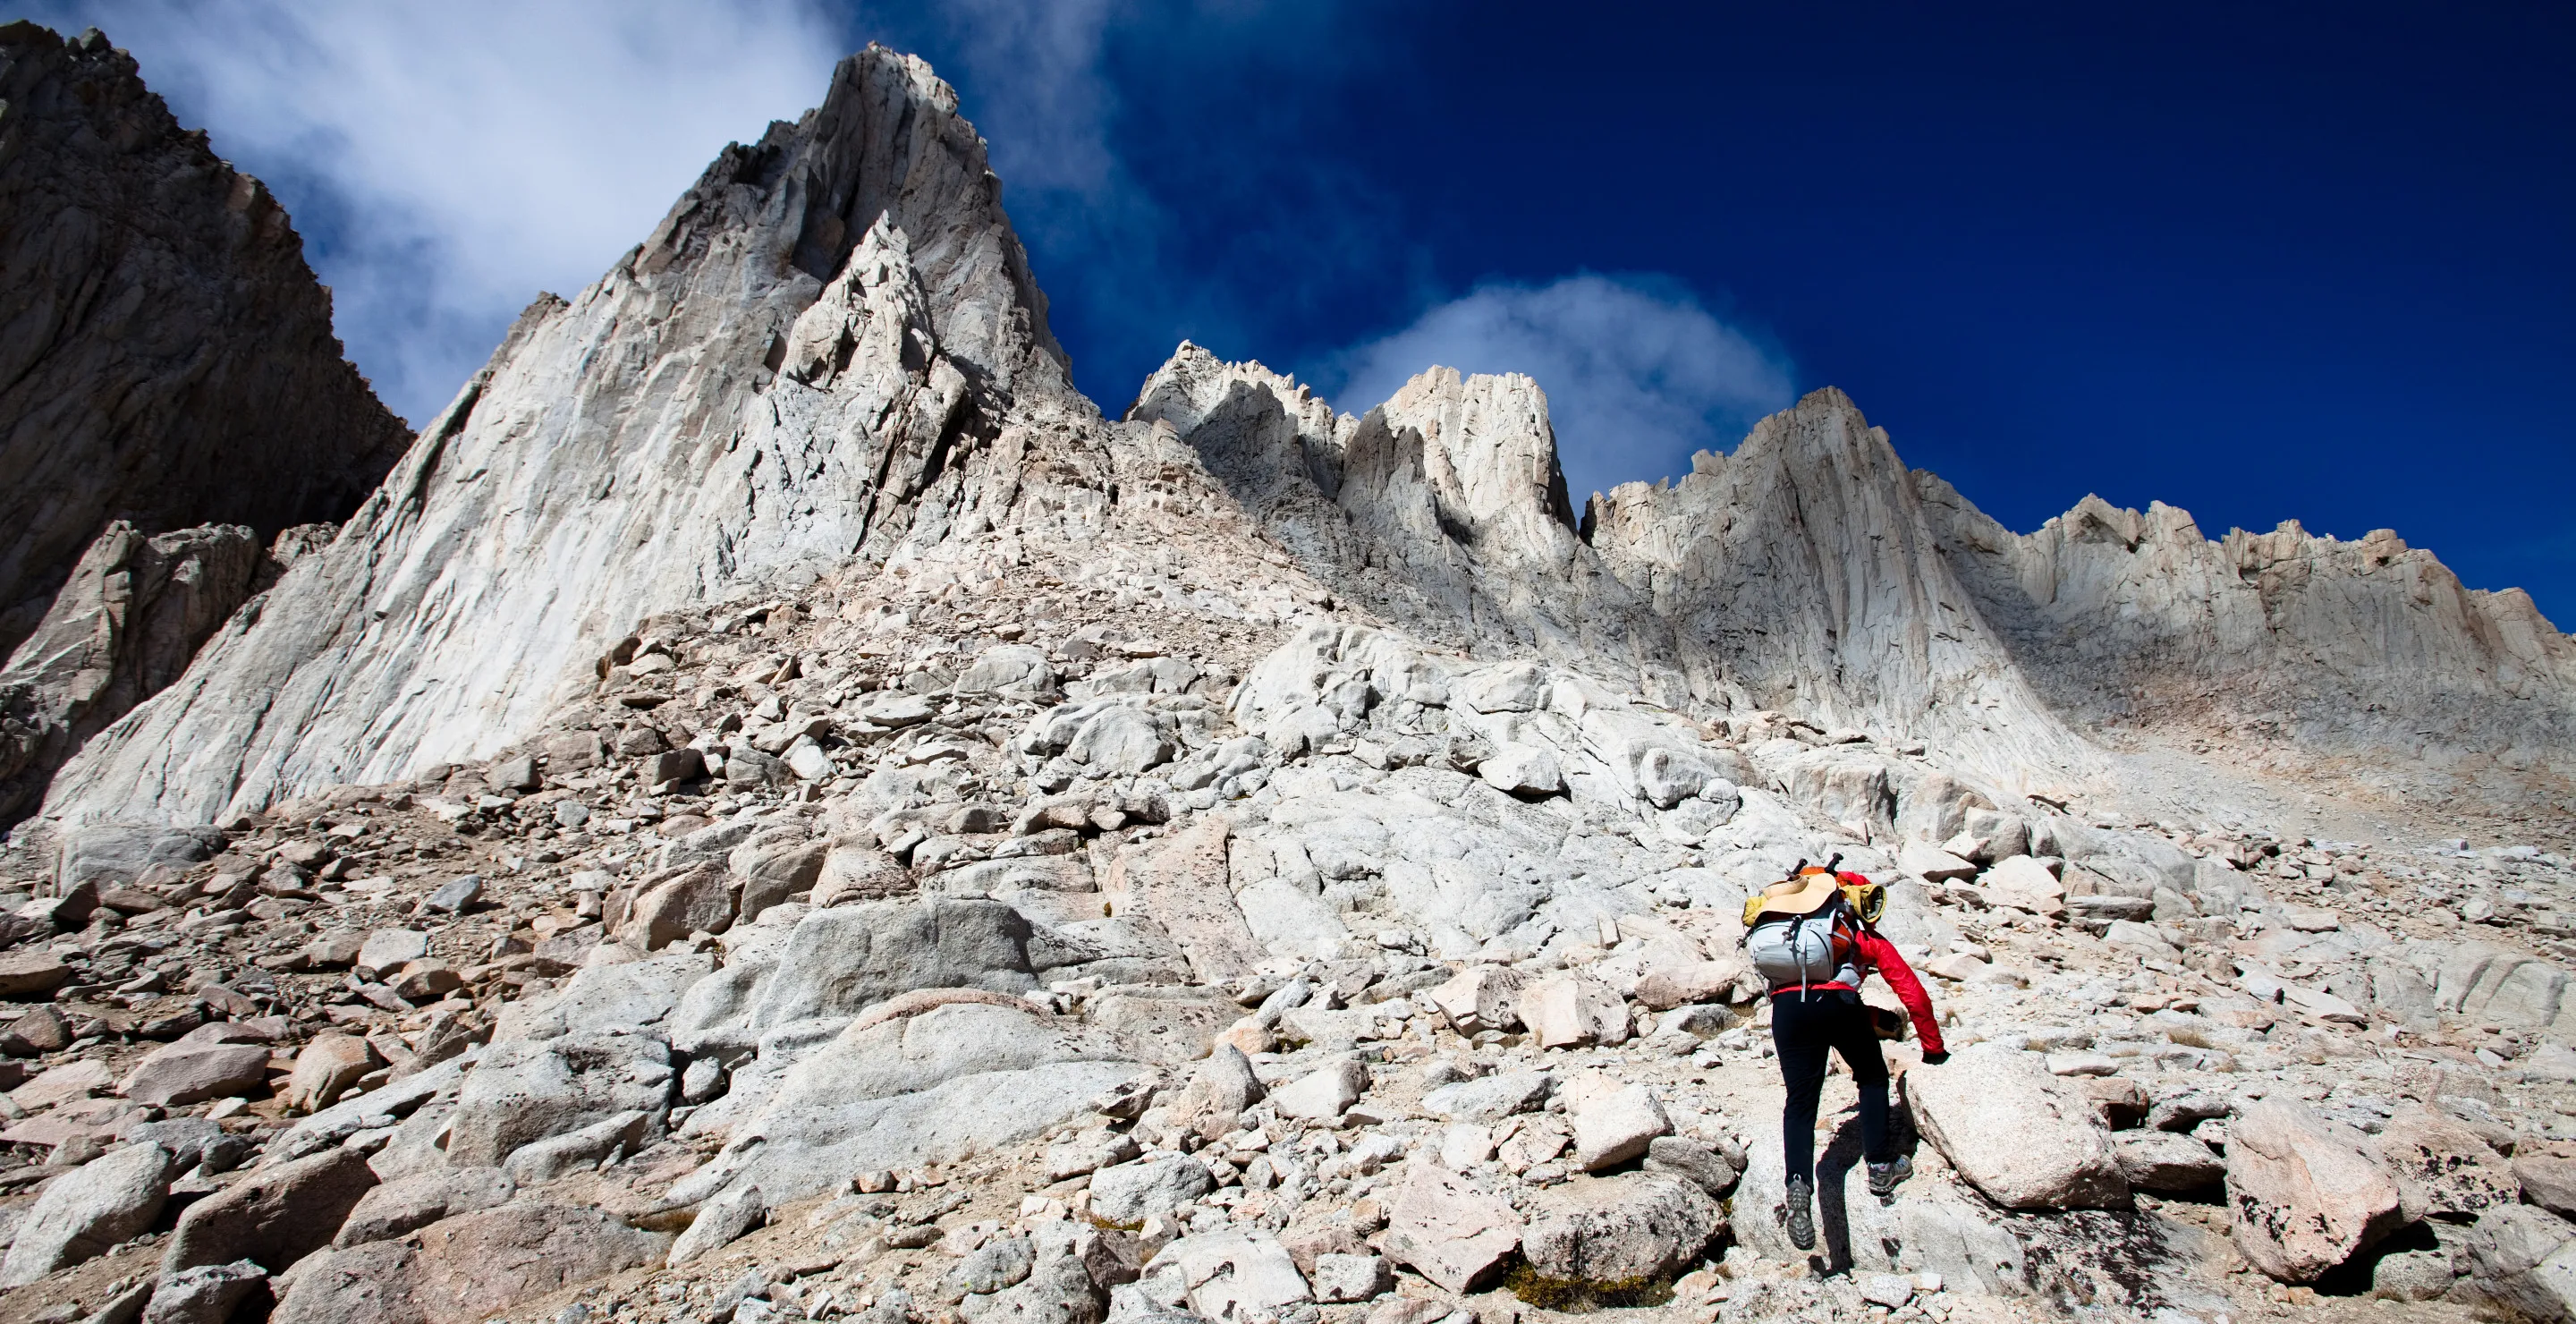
[1743, 857, 1947, 1252]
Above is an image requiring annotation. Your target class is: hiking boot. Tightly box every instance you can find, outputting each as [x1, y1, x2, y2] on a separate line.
[1784, 1175, 1816, 1251]
[1868, 1156, 1913, 1198]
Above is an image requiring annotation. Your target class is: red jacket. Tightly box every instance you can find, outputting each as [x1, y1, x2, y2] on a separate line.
[1767, 887, 1945, 1054]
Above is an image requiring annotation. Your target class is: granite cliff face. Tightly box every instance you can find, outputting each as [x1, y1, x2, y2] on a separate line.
[43, 47, 1111, 826]
[1922, 485, 2576, 784]
[0, 23, 407, 655]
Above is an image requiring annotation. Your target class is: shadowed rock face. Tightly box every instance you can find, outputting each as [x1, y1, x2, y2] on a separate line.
[0, 23, 408, 658]
[0, 521, 320, 826]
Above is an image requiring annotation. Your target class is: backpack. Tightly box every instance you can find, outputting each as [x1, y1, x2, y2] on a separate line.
[1745, 894, 1860, 989]
[1741, 859, 1889, 990]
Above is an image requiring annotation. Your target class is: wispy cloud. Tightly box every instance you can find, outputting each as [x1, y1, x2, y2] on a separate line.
[32, 0, 842, 424]
[1309, 274, 1799, 504]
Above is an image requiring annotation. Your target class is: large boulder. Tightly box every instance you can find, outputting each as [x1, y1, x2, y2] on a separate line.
[667, 1184, 767, 1265]
[2225, 1100, 2405, 1283]
[1104, 819, 1261, 987]
[163, 1145, 377, 1273]
[617, 862, 735, 949]
[144, 1259, 269, 1324]
[282, 1033, 381, 1114]
[1519, 1172, 1722, 1286]
[665, 1001, 1140, 1209]
[2114, 1131, 2224, 1192]
[1379, 1160, 1521, 1293]
[1067, 706, 1173, 775]
[1137, 1232, 1309, 1320]
[2460, 1203, 2576, 1323]
[445, 1028, 671, 1169]
[1427, 965, 1525, 1033]
[54, 825, 221, 893]
[274, 1201, 667, 1324]
[1979, 856, 2065, 918]
[117, 1029, 271, 1107]
[1904, 1044, 2128, 1209]
[742, 898, 1041, 1029]
[1517, 974, 1630, 1049]
[2367, 1105, 2518, 1221]
[1569, 1079, 1672, 1171]
[953, 644, 1056, 696]
[1089, 1154, 1215, 1226]
[0, 1141, 174, 1285]
[489, 948, 713, 1043]
[334, 1167, 517, 1248]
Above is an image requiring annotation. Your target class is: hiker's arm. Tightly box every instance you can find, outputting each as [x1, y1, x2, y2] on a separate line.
[1858, 930, 1945, 1054]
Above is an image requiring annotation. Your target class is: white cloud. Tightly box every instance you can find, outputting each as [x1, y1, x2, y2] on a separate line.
[35, 0, 842, 424]
[927, 0, 1121, 199]
[1310, 274, 1798, 505]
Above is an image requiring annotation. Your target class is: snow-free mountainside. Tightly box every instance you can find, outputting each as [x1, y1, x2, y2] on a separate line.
[3, 23, 2575, 1324]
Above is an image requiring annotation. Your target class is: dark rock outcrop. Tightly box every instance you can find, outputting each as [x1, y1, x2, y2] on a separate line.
[0, 23, 407, 658]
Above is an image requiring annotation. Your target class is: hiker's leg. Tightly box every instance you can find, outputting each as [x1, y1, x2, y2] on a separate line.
[1772, 996, 1830, 1183]
[1828, 1000, 1895, 1163]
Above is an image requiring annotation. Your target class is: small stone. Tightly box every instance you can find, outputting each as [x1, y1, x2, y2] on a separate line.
[0, 950, 72, 999]
[1857, 1273, 1914, 1309]
[283, 1033, 381, 1114]
[1571, 1080, 1673, 1171]
[669, 1184, 767, 1265]
[648, 748, 705, 784]
[0, 1006, 71, 1055]
[1089, 1154, 1214, 1226]
[142, 1258, 267, 1324]
[300, 931, 366, 970]
[355, 929, 430, 979]
[1269, 1059, 1367, 1122]
[418, 875, 483, 914]
[1309, 1252, 1392, 1303]
[1642, 1135, 1741, 1198]
[1426, 965, 1525, 1033]
[391, 960, 464, 1003]
[1420, 1071, 1553, 1124]
[487, 755, 540, 793]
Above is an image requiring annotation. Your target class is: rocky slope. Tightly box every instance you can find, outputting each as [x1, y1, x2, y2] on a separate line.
[4, 28, 2576, 1324]
[0, 24, 407, 656]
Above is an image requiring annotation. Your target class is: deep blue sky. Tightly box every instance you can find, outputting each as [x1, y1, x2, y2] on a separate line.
[852, 1, 2576, 624]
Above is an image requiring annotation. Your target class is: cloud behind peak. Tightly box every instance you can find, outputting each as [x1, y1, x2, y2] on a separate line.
[1309, 273, 1797, 505]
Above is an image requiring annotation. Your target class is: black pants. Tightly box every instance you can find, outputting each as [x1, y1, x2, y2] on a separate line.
[1771, 989, 1893, 1184]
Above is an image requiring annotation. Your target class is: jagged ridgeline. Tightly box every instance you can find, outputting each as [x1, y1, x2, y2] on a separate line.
[3, 27, 2576, 1324]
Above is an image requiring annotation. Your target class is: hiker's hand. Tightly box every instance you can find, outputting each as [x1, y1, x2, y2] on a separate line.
[1919, 1050, 1950, 1065]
